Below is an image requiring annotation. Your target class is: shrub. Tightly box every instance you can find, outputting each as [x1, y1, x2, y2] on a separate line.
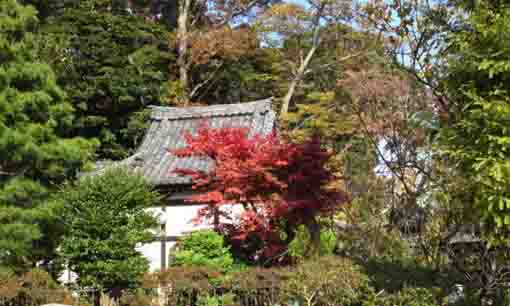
[172, 230, 235, 271]
[150, 266, 224, 306]
[223, 267, 287, 306]
[281, 256, 372, 306]
[363, 287, 442, 306]
[289, 225, 339, 260]
[360, 257, 458, 293]
[0, 269, 74, 305]
[147, 256, 372, 306]
[196, 293, 235, 306]
[225, 267, 286, 290]
[119, 288, 156, 306]
[0, 268, 21, 300]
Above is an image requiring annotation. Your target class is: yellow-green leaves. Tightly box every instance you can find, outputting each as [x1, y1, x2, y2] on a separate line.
[442, 3, 510, 243]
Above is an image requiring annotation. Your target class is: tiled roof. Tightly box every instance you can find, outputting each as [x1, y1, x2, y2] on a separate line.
[91, 98, 276, 185]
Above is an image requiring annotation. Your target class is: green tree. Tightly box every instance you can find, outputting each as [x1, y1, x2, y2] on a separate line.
[441, 1, 510, 240]
[0, 0, 97, 271]
[59, 169, 159, 291]
[362, 0, 510, 301]
[190, 48, 280, 105]
[37, 2, 172, 159]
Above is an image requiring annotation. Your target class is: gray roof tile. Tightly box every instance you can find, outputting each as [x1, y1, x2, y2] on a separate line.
[90, 98, 276, 185]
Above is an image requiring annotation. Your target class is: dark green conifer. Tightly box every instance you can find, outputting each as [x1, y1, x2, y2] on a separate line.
[0, 0, 97, 271]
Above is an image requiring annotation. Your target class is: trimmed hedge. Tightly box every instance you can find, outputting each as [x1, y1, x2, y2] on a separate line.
[0, 269, 75, 306]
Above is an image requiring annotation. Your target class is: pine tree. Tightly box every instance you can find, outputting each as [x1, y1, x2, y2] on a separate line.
[0, 0, 97, 271]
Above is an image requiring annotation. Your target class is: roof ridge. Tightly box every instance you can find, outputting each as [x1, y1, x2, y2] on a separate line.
[149, 97, 273, 120]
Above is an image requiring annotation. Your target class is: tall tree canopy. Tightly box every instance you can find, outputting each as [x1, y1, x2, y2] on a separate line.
[168, 0, 279, 104]
[441, 1, 510, 240]
[36, 0, 173, 159]
[0, 0, 97, 271]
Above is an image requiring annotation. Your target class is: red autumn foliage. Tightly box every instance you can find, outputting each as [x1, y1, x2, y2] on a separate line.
[170, 124, 348, 261]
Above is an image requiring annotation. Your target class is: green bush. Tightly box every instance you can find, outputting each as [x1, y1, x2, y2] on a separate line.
[288, 225, 339, 259]
[150, 266, 224, 306]
[196, 293, 235, 306]
[172, 230, 235, 271]
[154, 266, 223, 291]
[223, 267, 286, 306]
[360, 257, 459, 293]
[281, 256, 373, 306]
[151, 257, 373, 306]
[363, 287, 442, 306]
[119, 288, 156, 306]
[146, 255, 457, 306]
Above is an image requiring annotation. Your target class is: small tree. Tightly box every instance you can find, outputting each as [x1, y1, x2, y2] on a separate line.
[59, 169, 160, 292]
[171, 125, 348, 263]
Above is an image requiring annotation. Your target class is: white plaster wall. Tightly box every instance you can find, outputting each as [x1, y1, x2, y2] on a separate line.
[136, 241, 169, 272]
[138, 204, 244, 272]
[164, 205, 213, 236]
[137, 204, 213, 272]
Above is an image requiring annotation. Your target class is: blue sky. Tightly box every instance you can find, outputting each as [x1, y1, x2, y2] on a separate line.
[284, 0, 313, 10]
[285, 0, 310, 5]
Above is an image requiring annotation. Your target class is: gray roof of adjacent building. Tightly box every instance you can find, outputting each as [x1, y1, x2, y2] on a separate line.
[90, 98, 276, 186]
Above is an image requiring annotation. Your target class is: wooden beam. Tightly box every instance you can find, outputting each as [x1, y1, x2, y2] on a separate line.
[157, 235, 179, 242]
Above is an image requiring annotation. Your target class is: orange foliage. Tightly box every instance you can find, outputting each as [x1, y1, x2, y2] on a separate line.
[188, 27, 258, 65]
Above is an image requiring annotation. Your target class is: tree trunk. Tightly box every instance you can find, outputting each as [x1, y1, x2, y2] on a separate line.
[177, 0, 191, 104]
[279, 2, 325, 117]
[280, 45, 318, 116]
[283, 221, 297, 245]
[159, 0, 178, 29]
[93, 291, 101, 306]
[305, 218, 321, 257]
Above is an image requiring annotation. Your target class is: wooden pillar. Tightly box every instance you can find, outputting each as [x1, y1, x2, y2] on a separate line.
[213, 209, 220, 231]
[161, 205, 167, 270]
[161, 223, 167, 270]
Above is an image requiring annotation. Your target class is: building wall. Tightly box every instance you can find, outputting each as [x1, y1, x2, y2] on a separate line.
[137, 204, 214, 272]
[139, 203, 243, 271]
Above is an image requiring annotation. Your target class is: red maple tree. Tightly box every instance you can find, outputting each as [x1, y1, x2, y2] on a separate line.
[170, 124, 349, 262]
